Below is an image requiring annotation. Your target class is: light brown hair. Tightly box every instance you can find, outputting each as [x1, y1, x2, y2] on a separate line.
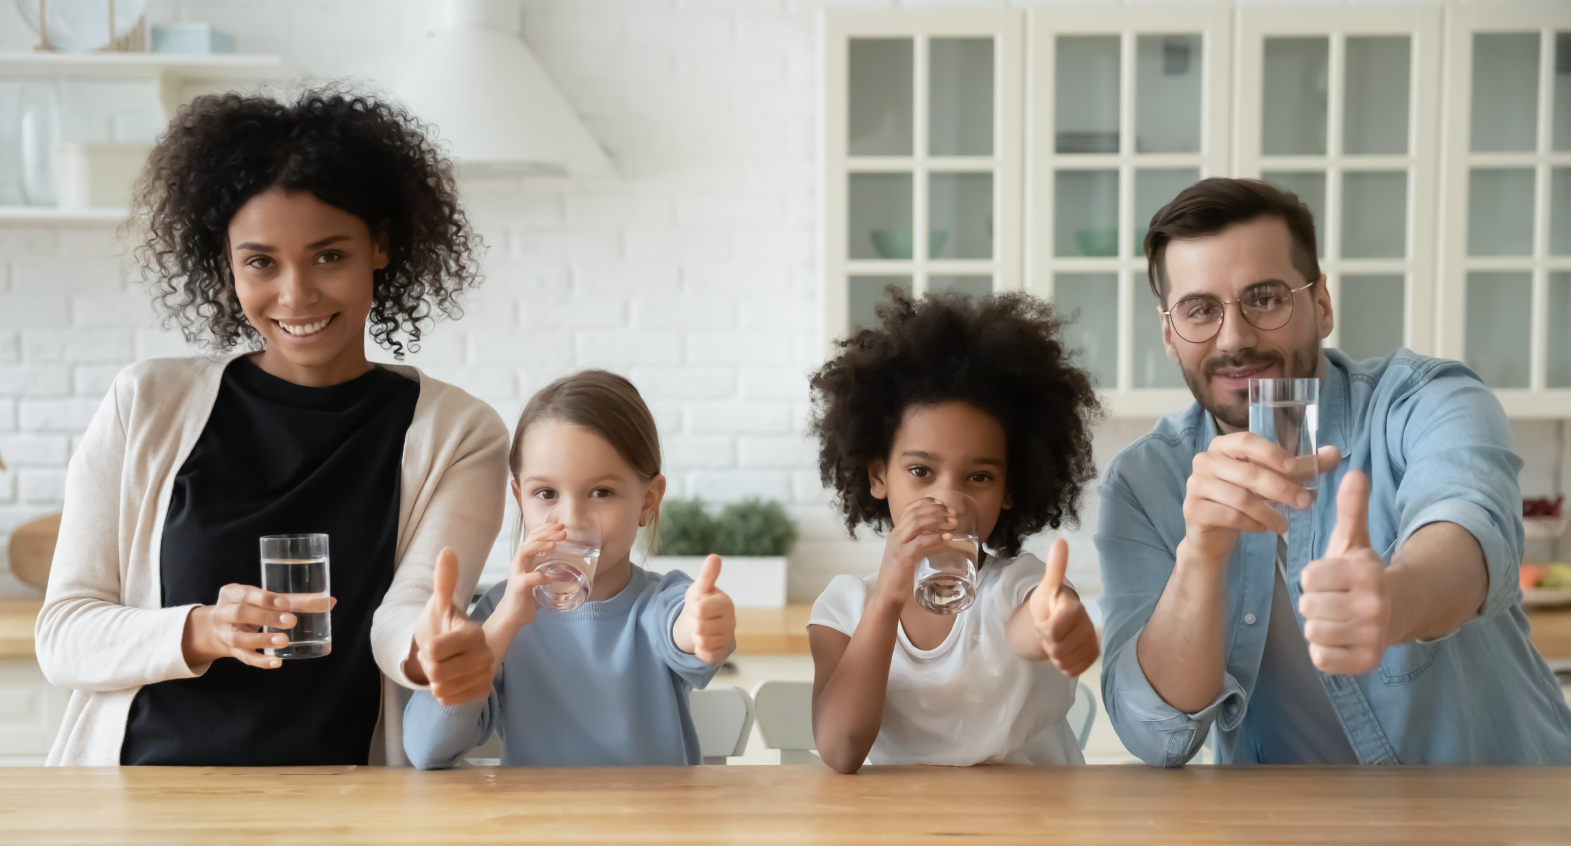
[1144, 177, 1321, 306]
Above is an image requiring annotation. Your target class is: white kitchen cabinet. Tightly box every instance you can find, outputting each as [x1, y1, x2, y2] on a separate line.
[1236, 6, 1444, 367]
[824, 4, 1571, 419]
[1438, 5, 1571, 417]
[822, 10, 1026, 345]
[0, 657, 68, 766]
[1025, 6, 1232, 418]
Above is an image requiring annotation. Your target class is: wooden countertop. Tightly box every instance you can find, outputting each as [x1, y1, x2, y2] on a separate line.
[2, 600, 1566, 660]
[1528, 605, 1571, 660]
[0, 599, 41, 658]
[0, 601, 812, 659]
[0, 765, 1566, 844]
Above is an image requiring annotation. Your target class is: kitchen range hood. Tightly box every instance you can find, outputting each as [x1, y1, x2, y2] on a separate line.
[397, 0, 613, 177]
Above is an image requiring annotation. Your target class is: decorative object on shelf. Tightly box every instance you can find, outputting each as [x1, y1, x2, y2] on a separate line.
[870, 228, 949, 260]
[1523, 495, 1567, 541]
[52, 142, 151, 209]
[15, 0, 148, 54]
[17, 81, 61, 206]
[1521, 561, 1571, 608]
[649, 497, 797, 608]
[395, 0, 612, 177]
[1074, 227, 1119, 257]
[150, 23, 234, 54]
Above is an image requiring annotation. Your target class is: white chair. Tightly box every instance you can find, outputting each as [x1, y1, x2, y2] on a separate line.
[688, 685, 755, 765]
[750, 680, 819, 765]
[1067, 681, 1097, 751]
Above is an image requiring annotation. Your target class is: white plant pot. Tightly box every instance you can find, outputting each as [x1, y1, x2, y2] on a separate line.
[645, 556, 787, 608]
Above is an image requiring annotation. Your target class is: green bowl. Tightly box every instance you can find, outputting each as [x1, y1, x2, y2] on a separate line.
[870, 228, 950, 259]
[1074, 227, 1119, 257]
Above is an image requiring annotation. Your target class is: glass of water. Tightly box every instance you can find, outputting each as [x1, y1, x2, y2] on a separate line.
[913, 490, 981, 615]
[527, 511, 602, 612]
[1248, 378, 1320, 511]
[259, 534, 332, 660]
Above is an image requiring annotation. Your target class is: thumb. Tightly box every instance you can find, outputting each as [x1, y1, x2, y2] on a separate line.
[430, 547, 460, 616]
[1326, 471, 1372, 555]
[693, 554, 722, 595]
[1036, 539, 1069, 620]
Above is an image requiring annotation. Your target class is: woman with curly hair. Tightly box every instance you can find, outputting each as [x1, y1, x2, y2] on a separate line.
[35, 88, 507, 767]
[806, 288, 1104, 773]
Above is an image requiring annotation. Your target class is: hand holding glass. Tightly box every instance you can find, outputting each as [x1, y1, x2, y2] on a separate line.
[913, 491, 981, 615]
[259, 533, 332, 659]
[1248, 378, 1320, 513]
[525, 512, 602, 612]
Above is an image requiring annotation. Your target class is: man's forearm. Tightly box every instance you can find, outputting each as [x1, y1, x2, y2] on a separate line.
[1383, 521, 1489, 645]
[1135, 539, 1229, 714]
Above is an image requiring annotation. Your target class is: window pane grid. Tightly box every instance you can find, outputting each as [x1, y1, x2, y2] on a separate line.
[1461, 29, 1565, 391]
[1254, 31, 1419, 354]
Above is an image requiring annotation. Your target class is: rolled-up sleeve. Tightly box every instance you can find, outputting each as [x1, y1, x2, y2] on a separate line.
[1388, 367, 1523, 623]
[1096, 459, 1237, 767]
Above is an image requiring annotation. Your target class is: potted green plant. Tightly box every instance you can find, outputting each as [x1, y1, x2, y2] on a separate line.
[646, 497, 797, 608]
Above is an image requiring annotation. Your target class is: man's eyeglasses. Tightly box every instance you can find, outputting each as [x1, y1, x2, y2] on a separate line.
[1161, 280, 1317, 344]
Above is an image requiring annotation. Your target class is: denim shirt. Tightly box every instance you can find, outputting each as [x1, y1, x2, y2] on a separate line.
[1096, 349, 1571, 766]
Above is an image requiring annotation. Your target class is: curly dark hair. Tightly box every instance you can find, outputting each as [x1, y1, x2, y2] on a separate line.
[809, 288, 1103, 557]
[131, 86, 481, 358]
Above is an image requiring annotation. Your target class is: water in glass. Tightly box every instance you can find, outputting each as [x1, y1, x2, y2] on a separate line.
[1249, 378, 1320, 510]
[260, 556, 331, 659]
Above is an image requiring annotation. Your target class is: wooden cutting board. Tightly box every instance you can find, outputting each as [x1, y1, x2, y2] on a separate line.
[8, 513, 59, 591]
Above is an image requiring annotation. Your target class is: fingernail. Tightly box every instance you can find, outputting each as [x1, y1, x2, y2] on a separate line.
[269, 659, 280, 667]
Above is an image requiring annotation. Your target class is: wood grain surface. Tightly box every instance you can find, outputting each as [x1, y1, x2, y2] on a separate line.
[0, 765, 1567, 845]
[1529, 606, 1571, 660]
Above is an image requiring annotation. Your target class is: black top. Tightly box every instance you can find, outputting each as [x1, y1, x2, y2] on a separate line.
[120, 357, 419, 766]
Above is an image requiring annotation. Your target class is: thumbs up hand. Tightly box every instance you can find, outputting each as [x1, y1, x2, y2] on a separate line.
[674, 555, 735, 664]
[1299, 471, 1391, 676]
[406, 548, 494, 706]
[1025, 539, 1099, 677]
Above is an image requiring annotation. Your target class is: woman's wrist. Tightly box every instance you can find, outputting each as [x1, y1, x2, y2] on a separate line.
[180, 605, 218, 668]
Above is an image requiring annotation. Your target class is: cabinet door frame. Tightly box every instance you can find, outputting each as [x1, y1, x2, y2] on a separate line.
[1025, 5, 1233, 418]
[1235, 6, 1443, 363]
[822, 9, 1026, 351]
[1437, 4, 1571, 418]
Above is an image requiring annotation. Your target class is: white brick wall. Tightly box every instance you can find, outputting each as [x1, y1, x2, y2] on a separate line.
[0, 0, 1538, 605]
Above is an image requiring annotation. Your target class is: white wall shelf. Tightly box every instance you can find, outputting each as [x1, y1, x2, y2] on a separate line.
[0, 206, 126, 224]
[0, 51, 285, 118]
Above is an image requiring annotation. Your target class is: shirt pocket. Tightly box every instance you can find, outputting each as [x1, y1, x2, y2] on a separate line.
[1376, 640, 1440, 685]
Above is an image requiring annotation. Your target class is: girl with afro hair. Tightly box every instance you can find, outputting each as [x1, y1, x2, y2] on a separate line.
[36, 88, 509, 767]
[806, 288, 1104, 772]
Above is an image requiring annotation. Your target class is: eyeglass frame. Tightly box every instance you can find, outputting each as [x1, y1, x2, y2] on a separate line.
[1160, 279, 1318, 344]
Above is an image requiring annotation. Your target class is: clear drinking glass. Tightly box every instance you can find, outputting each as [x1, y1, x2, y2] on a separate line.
[259, 534, 332, 659]
[527, 511, 603, 613]
[1248, 379, 1320, 512]
[913, 490, 981, 615]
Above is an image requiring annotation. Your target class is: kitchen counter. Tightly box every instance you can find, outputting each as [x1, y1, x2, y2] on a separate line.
[0, 765, 1566, 844]
[0, 599, 41, 658]
[0, 600, 814, 658]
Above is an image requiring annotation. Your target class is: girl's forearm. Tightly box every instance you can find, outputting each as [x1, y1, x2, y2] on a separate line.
[813, 600, 902, 773]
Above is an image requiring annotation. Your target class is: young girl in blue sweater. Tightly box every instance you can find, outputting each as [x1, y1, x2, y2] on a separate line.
[403, 370, 736, 767]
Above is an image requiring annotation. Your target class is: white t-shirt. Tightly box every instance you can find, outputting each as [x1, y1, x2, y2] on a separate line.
[809, 553, 1083, 766]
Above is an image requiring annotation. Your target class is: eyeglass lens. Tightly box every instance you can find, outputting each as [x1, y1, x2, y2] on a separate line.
[1168, 282, 1297, 343]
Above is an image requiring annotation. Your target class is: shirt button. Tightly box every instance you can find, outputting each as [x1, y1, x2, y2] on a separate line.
[1244, 613, 1257, 625]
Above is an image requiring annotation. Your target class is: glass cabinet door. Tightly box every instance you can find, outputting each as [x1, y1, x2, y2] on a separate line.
[825, 11, 1024, 341]
[1238, 8, 1442, 367]
[1441, 6, 1571, 413]
[1028, 7, 1231, 413]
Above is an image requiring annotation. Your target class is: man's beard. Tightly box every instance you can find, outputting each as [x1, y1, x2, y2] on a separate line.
[1181, 341, 1320, 431]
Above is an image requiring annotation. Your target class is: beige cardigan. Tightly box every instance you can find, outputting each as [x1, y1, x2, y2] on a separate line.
[34, 354, 508, 766]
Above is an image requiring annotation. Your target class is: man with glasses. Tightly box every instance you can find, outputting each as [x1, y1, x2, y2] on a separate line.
[1095, 178, 1571, 766]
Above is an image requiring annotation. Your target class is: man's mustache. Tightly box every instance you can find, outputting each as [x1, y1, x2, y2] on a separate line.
[1204, 350, 1283, 377]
